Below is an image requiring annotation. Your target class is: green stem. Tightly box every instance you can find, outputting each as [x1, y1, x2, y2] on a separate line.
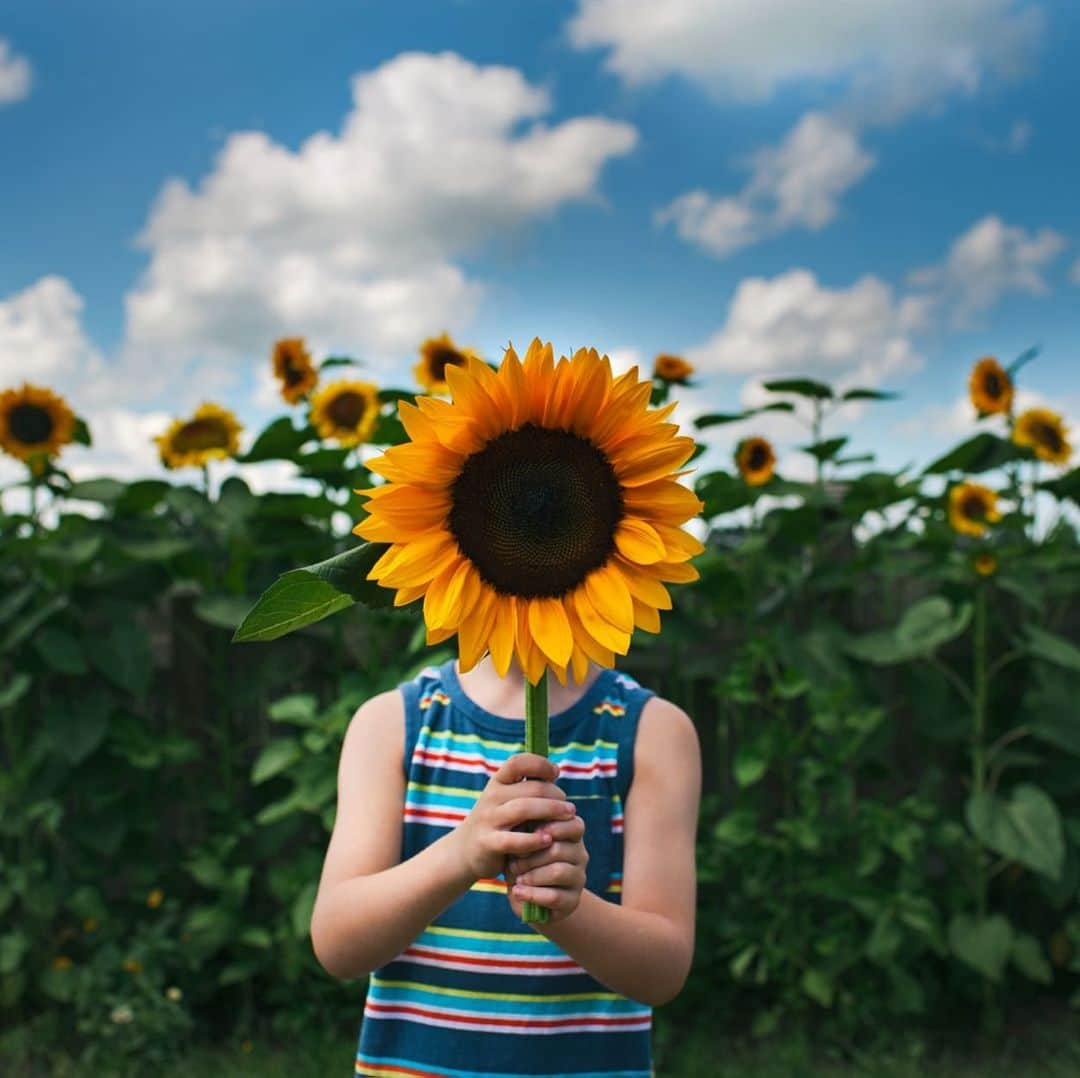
[522, 674, 550, 925]
[972, 585, 989, 922]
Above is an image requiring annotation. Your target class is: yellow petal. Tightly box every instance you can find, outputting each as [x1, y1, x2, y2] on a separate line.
[584, 563, 635, 633]
[459, 586, 498, 672]
[394, 583, 427, 607]
[647, 560, 701, 585]
[424, 558, 471, 630]
[615, 557, 673, 609]
[565, 600, 617, 669]
[614, 437, 698, 487]
[624, 479, 704, 524]
[427, 625, 457, 646]
[369, 442, 464, 486]
[572, 586, 630, 655]
[527, 597, 574, 668]
[489, 594, 516, 677]
[564, 351, 610, 436]
[498, 345, 527, 429]
[378, 536, 459, 589]
[613, 517, 667, 565]
[652, 522, 706, 562]
[397, 400, 438, 443]
[632, 597, 662, 633]
[570, 644, 590, 686]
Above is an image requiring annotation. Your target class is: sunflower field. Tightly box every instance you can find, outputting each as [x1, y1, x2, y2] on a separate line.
[1, 338, 1079, 1070]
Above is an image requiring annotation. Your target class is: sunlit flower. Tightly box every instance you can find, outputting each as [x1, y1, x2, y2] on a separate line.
[652, 354, 694, 384]
[51, 955, 73, 970]
[0, 383, 77, 463]
[309, 380, 381, 446]
[272, 337, 318, 404]
[356, 340, 704, 685]
[973, 552, 998, 577]
[1013, 407, 1071, 465]
[166, 986, 183, 1002]
[735, 437, 776, 487]
[156, 403, 243, 469]
[110, 1005, 134, 1025]
[122, 958, 143, 975]
[414, 333, 480, 394]
[948, 481, 1001, 537]
[968, 357, 1013, 416]
[146, 888, 164, 909]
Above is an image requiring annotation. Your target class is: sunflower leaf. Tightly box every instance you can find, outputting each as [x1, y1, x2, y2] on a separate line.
[1037, 467, 1080, 505]
[1025, 625, 1080, 674]
[965, 784, 1065, 882]
[1006, 345, 1040, 377]
[239, 418, 312, 463]
[64, 477, 127, 503]
[800, 437, 849, 462]
[762, 378, 834, 399]
[695, 412, 749, 428]
[948, 913, 1014, 983]
[71, 416, 92, 447]
[320, 356, 362, 369]
[840, 388, 901, 402]
[923, 433, 1026, 475]
[377, 388, 417, 406]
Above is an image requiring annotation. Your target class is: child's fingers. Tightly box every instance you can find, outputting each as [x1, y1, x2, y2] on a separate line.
[495, 754, 559, 785]
[510, 882, 573, 912]
[512, 861, 580, 888]
[497, 797, 576, 830]
[537, 816, 584, 843]
[508, 840, 584, 875]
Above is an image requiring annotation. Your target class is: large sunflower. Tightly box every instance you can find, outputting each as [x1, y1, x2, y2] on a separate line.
[355, 339, 705, 686]
[735, 436, 776, 486]
[0, 383, 77, 463]
[968, 357, 1013, 416]
[948, 481, 1002, 537]
[272, 337, 318, 404]
[1012, 407, 1071, 465]
[653, 354, 695, 384]
[156, 403, 243, 469]
[414, 333, 481, 395]
[309, 380, 380, 446]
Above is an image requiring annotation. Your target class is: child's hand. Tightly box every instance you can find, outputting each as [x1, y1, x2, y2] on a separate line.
[504, 814, 588, 923]
[453, 753, 577, 882]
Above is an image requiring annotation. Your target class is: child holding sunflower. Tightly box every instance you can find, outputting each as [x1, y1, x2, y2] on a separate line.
[310, 341, 703, 1078]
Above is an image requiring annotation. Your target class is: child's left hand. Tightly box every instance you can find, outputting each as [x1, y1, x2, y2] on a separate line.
[504, 814, 587, 923]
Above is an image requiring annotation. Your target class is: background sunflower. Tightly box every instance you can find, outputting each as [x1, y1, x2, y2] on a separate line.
[0, 383, 77, 464]
[155, 402, 243, 469]
[272, 338, 319, 404]
[735, 436, 776, 486]
[414, 333, 481, 395]
[309, 381, 380, 446]
[947, 481, 1001, 536]
[653, 354, 695, 384]
[968, 356, 1013, 416]
[356, 339, 704, 686]
[1013, 407, 1071, 465]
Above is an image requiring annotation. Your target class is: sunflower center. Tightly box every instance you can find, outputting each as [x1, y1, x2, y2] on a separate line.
[9, 403, 54, 445]
[429, 347, 466, 382]
[448, 423, 623, 599]
[283, 360, 306, 386]
[961, 494, 988, 520]
[326, 390, 370, 429]
[1034, 421, 1063, 453]
[173, 418, 229, 453]
[983, 372, 1002, 397]
[747, 444, 769, 471]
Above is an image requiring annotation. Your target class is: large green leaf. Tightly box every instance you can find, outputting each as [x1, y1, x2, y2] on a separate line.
[65, 477, 126, 503]
[85, 620, 153, 700]
[1037, 467, 1080, 505]
[1025, 668, 1080, 755]
[966, 784, 1065, 881]
[840, 388, 900, 402]
[762, 377, 834, 399]
[233, 542, 391, 642]
[32, 626, 87, 675]
[1025, 625, 1080, 674]
[948, 913, 1013, 982]
[239, 417, 312, 463]
[695, 470, 754, 517]
[251, 739, 302, 785]
[0, 593, 68, 654]
[43, 689, 112, 765]
[844, 597, 971, 665]
[923, 432, 1026, 475]
[1010, 932, 1053, 984]
[800, 436, 849, 462]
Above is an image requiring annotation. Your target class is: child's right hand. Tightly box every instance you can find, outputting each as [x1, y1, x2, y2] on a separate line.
[452, 753, 577, 882]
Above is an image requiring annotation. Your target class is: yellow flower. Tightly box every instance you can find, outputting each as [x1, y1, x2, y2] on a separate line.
[356, 340, 704, 686]
[735, 437, 776, 487]
[146, 888, 164, 909]
[0, 383, 77, 463]
[272, 338, 318, 404]
[156, 403, 243, 469]
[122, 958, 143, 975]
[652, 354, 695, 384]
[309, 380, 381, 446]
[82, 917, 99, 933]
[968, 357, 1013, 416]
[166, 986, 183, 1002]
[973, 552, 998, 577]
[1013, 407, 1071, 465]
[948, 482, 1001, 537]
[414, 333, 480, 394]
[51, 955, 73, 970]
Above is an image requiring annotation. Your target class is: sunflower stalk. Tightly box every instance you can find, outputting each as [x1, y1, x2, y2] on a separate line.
[522, 674, 550, 925]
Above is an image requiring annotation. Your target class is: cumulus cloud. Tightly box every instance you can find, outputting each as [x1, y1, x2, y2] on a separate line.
[908, 214, 1066, 325]
[656, 112, 874, 258]
[0, 38, 31, 105]
[568, 0, 1042, 123]
[124, 51, 637, 372]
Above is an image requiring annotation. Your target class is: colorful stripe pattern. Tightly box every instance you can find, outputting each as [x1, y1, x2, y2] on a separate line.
[357, 658, 656, 1078]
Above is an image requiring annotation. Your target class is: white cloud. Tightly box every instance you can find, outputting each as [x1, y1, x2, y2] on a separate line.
[124, 51, 637, 372]
[0, 38, 31, 105]
[656, 112, 874, 258]
[1070, 257, 1080, 285]
[568, 0, 1042, 123]
[981, 118, 1033, 153]
[908, 214, 1066, 324]
[0, 276, 105, 385]
[896, 386, 1080, 442]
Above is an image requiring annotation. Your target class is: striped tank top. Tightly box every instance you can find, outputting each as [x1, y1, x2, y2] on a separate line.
[355, 656, 657, 1078]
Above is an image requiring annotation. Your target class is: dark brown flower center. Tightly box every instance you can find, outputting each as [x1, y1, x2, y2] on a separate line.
[983, 371, 1003, 398]
[428, 347, 466, 383]
[173, 418, 229, 453]
[9, 403, 54, 445]
[326, 390, 370, 429]
[746, 443, 770, 472]
[448, 423, 623, 599]
[283, 359, 307, 386]
[961, 493, 988, 520]
[1034, 420, 1063, 453]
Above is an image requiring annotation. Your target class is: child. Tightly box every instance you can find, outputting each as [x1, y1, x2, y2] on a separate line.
[310, 649, 700, 1078]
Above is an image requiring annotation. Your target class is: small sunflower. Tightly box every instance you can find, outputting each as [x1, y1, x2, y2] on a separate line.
[309, 380, 380, 446]
[0, 383, 77, 463]
[968, 357, 1013, 416]
[735, 437, 776, 486]
[156, 403, 243, 470]
[653, 354, 695, 384]
[355, 339, 705, 686]
[415, 333, 480, 394]
[51, 955, 73, 971]
[272, 337, 318, 404]
[973, 552, 998, 577]
[948, 481, 1001, 537]
[146, 888, 164, 909]
[1013, 407, 1071, 465]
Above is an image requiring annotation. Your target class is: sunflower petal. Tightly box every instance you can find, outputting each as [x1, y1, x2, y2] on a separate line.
[459, 586, 498, 672]
[394, 583, 427, 607]
[527, 597, 574, 668]
[632, 597, 662, 633]
[584, 563, 635, 633]
[572, 586, 631, 655]
[424, 558, 471, 630]
[614, 437, 699, 487]
[647, 560, 701, 585]
[624, 478, 704, 524]
[569, 644, 590, 686]
[615, 557, 673, 609]
[613, 517, 667, 565]
[489, 594, 516, 677]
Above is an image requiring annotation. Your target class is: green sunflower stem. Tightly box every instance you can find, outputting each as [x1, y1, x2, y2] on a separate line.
[521, 673, 550, 926]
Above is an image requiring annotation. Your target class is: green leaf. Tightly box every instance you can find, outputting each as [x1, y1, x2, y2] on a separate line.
[695, 412, 750, 429]
[291, 881, 318, 940]
[85, 621, 153, 699]
[378, 388, 417, 406]
[116, 537, 194, 562]
[1010, 932, 1053, 984]
[733, 743, 768, 788]
[43, 689, 112, 765]
[370, 413, 407, 445]
[694, 470, 754, 517]
[801, 968, 834, 1007]
[32, 626, 86, 675]
[923, 432, 1026, 475]
[1025, 669, 1080, 755]
[194, 595, 258, 631]
[238, 417, 312, 463]
[966, 784, 1065, 881]
[1025, 625, 1080, 674]
[65, 477, 126, 503]
[1006, 345, 1039, 377]
[948, 913, 1013, 982]
[762, 378, 834, 399]
[840, 388, 900, 402]
[36, 534, 103, 564]
[240, 926, 273, 949]
[844, 597, 971, 665]
[71, 416, 92, 447]
[0, 673, 31, 710]
[251, 740, 302, 785]
[800, 436, 849, 462]
[0, 932, 29, 974]
[115, 479, 171, 515]
[1037, 467, 1080, 505]
[0, 593, 68, 654]
[297, 447, 353, 479]
[268, 693, 319, 725]
[320, 355, 362, 369]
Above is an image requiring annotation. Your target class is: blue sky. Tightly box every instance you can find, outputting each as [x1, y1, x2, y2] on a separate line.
[1, 0, 1078, 498]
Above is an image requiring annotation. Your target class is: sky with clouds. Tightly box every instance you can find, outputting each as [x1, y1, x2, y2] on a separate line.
[1, 0, 1078, 505]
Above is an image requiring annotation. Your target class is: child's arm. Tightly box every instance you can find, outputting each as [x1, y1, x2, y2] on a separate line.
[309, 691, 573, 980]
[510, 697, 701, 1007]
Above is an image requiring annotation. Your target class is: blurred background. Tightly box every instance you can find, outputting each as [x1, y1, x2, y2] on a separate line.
[2, 1, 1080, 1075]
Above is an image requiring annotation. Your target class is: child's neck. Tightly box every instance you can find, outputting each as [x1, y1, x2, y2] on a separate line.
[455, 654, 604, 720]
